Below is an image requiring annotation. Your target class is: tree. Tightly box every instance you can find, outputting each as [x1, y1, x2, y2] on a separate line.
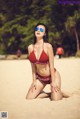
[0, 1, 80, 55]
[65, 11, 80, 52]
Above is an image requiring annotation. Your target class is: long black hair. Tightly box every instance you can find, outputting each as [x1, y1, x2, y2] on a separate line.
[33, 23, 49, 44]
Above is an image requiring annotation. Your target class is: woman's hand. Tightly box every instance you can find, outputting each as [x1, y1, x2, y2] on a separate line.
[31, 81, 37, 92]
[33, 81, 37, 89]
[50, 82, 60, 93]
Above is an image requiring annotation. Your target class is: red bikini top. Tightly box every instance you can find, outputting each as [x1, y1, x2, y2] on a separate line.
[29, 44, 49, 64]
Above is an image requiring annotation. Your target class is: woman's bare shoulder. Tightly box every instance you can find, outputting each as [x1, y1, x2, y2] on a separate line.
[28, 44, 33, 50]
[45, 43, 52, 49]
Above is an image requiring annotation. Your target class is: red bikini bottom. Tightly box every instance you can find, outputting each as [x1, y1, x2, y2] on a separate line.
[36, 73, 51, 84]
[36, 68, 56, 84]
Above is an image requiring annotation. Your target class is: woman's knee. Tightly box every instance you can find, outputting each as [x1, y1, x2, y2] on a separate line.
[51, 91, 63, 101]
[50, 85, 63, 101]
[26, 85, 37, 99]
[26, 96, 35, 100]
[26, 89, 38, 99]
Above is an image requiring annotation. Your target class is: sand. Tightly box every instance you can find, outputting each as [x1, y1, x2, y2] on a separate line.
[0, 58, 80, 119]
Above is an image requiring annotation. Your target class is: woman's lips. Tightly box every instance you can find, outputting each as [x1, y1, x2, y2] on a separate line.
[37, 32, 40, 35]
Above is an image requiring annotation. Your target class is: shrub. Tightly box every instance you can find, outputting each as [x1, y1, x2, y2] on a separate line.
[76, 50, 80, 57]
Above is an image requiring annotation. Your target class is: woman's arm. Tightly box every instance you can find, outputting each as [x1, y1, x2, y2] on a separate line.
[28, 45, 36, 83]
[47, 43, 55, 83]
[31, 63, 36, 82]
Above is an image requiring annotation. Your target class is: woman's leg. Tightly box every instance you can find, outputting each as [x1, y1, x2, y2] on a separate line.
[26, 71, 70, 100]
[37, 91, 51, 98]
[26, 79, 46, 99]
[50, 70, 63, 101]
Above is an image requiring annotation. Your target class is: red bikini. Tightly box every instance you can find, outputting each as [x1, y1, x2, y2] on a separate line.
[29, 44, 51, 84]
[29, 45, 49, 64]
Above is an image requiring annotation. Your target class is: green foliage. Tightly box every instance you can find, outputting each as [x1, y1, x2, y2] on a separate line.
[0, 43, 5, 54]
[0, 0, 80, 55]
[65, 10, 80, 31]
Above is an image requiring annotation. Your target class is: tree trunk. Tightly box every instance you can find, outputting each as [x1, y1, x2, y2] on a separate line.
[74, 29, 79, 52]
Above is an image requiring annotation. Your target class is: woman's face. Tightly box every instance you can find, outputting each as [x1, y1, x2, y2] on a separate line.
[35, 25, 46, 38]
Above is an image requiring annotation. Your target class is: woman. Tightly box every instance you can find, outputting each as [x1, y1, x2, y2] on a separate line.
[26, 23, 69, 101]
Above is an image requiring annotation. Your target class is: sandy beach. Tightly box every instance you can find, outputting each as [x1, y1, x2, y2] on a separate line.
[0, 58, 80, 119]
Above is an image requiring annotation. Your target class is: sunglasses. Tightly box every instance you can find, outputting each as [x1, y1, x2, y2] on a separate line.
[35, 27, 45, 32]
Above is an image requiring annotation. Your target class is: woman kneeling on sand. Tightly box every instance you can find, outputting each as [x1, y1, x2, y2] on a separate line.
[26, 23, 69, 101]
